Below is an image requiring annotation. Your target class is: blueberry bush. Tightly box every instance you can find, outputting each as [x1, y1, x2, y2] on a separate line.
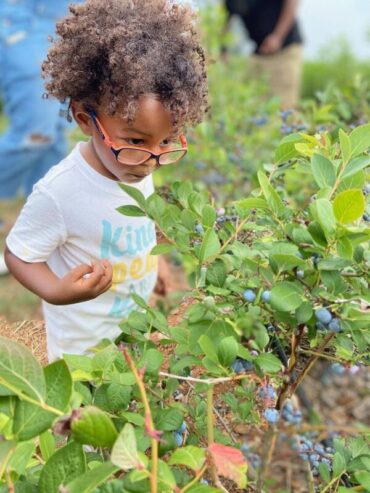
[0, 120, 369, 492]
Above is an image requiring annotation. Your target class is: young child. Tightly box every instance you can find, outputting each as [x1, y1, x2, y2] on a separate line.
[4, 0, 208, 362]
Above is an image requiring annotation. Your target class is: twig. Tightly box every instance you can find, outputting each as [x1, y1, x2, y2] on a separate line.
[159, 371, 251, 386]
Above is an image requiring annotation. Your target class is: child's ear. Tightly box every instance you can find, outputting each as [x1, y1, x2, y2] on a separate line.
[71, 101, 93, 137]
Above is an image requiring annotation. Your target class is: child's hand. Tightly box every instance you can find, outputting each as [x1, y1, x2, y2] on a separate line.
[57, 260, 113, 304]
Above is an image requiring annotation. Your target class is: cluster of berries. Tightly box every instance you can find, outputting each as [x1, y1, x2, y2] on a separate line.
[240, 443, 261, 469]
[281, 400, 303, 425]
[259, 384, 280, 425]
[173, 421, 187, 447]
[243, 289, 271, 303]
[315, 308, 342, 333]
[250, 115, 269, 127]
[292, 434, 333, 476]
[329, 362, 362, 376]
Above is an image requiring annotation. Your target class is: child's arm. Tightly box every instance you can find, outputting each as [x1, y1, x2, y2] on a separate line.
[4, 245, 113, 305]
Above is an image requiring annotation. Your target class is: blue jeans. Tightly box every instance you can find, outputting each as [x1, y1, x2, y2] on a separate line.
[0, 5, 74, 198]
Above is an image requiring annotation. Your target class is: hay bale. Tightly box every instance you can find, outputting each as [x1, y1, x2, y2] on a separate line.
[0, 318, 47, 365]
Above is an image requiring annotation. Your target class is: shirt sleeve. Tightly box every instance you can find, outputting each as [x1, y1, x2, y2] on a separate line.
[6, 184, 67, 263]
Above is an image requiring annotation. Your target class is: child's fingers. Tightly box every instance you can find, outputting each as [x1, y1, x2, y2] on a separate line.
[83, 261, 105, 287]
[70, 263, 93, 281]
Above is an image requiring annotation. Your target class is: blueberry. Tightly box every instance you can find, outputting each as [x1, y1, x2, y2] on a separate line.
[240, 443, 250, 457]
[177, 421, 187, 434]
[330, 363, 345, 375]
[362, 213, 370, 222]
[200, 479, 209, 485]
[261, 290, 271, 302]
[328, 318, 341, 333]
[263, 408, 280, 424]
[194, 224, 204, 234]
[248, 453, 261, 469]
[241, 359, 254, 371]
[194, 160, 206, 170]
[299, 453, 309, 461]
[315, 308, 332, 325]
[230, 359, 245, 374]
[243, 289, 256, 302]
[259, 385, 277, 401]
[266, 324, 276, 332]
[174, 431, 183, 446]
[363, 184, 370, 195]
[314, 444, 325, 455]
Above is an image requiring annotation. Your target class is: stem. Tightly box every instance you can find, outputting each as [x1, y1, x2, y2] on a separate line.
[298, 348, 343, 363]
[121, 347, 158, 493]
[257, 427, 277, 493]
[207, 386, 214, 446]
[220, 216, 249, 253]
[180, 464, 207, 493]
[320, 470, 346, 493]
[305, 461, 315, 493]
[0, 378, 64, 416]
[159, 371, 251, 386]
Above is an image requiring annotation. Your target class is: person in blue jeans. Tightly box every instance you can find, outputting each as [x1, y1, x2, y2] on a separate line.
[0, 0, 80, 274]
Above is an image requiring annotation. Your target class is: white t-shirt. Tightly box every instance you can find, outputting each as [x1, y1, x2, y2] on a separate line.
[6, 143, 158, 361]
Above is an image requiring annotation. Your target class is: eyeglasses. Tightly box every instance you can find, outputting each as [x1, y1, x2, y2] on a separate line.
[88, 110, 187, 166]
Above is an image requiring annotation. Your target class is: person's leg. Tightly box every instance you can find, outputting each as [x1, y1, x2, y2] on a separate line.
[249, 44, 303, 109]
[0, 24, 69, 199]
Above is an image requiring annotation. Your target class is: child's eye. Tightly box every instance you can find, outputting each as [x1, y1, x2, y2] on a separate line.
[126, 138, 144, 146]
[161, 139, 175, 147]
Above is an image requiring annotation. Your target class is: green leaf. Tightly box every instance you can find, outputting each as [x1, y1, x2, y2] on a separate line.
[139, 348, 164, 374]
[341, 155, 370, 180]
[157, 459, 177, 490]
[186, 485, 220, 493]
[339, 129, 351, 163]
[198, 229, 221, 263]
[199, 335, 220, 365]
[13, 359, 72, 440]
[349, 123, 370, 156]
[38, 441, 86, 493]
[39, 431, 55, 462]
[118, 183, 146, 208]
[111, 423, 145, 471]
[355, 471, 370, 491]
[202, 205, 217, 228]
[274, 134, 302, 164]
[155, 408, 183, 431]
[116, 205, 146, 217]
[316, 199, 336, 239]
[168, 446, 206, 472]
[71, 406, 118, 448]
[295, 302, 313, 324]
[311, 154, 336, 188]
[333, 189, 365, 224]
[63, 462, 120, 493]
[218, 337, 238, 367]
[7, 441, 35, 475]
[150, 243, 174, 255]
[269, 253, 305, 272]
[333, 452, 347, 478]
[318, 461, 331, 483]
[270, 282, 303, 312]
[0, 336, 46, 400]
[254, 353, 282, 373]
[257, 171, 285, 217]
[234, 197, 269, 217]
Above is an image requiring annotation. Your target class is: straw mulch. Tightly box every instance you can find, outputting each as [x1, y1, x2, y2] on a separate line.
[0, 318, 47, 365]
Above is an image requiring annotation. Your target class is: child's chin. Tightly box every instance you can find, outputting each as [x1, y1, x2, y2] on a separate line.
[122, 173, 147, 183]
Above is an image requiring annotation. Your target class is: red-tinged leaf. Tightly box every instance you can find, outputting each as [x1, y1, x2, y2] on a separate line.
[208, 443, 248, 488]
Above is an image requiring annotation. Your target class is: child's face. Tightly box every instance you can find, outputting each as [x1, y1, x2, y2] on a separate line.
[76, 95, 179, 184]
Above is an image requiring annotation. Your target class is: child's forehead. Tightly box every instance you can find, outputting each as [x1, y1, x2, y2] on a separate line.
[106, 95, 175, 135]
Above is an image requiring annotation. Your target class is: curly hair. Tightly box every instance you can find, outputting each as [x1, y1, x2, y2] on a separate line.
[42, 0, 208, 129]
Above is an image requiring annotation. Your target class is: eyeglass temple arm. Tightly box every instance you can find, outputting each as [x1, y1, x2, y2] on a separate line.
[88, 110, 115, 147]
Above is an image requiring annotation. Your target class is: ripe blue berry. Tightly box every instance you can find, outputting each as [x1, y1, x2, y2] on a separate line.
[230, 358, 245, 374]
[194, 224, 204, 234]
[243, 289, 256, 302]
[259, 385, 277, 401]
[362, 213, 370, 222]
[174, 432, 183, 446]
[328, 318, 341, 333]
[315, 308, 332, 325]
[263, 408, 280, 424]
[261, 290, 271, 302]
[177, 421, 187, 434]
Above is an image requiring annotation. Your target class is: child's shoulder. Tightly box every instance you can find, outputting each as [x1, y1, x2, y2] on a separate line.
[36, 142, 89, 198]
